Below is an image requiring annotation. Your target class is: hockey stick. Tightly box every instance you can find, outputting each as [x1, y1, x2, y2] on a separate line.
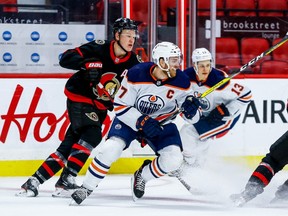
[201, 31, 288, 98]
[160, 32, 288, 125]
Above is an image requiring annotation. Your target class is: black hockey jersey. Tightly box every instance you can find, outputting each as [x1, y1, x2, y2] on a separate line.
[60, 40, 141, 110]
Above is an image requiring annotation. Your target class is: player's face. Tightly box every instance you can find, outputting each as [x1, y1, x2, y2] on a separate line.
[118, 29, 137, 51]
[167, 56, 181, 77]
[196, 60, 211, 81]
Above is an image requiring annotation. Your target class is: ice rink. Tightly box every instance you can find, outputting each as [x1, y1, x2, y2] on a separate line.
[1, 160, 288, 216]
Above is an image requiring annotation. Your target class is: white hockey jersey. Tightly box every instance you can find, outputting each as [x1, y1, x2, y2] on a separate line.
[184, 67, 252, 117]
[114, 62, 201, 131]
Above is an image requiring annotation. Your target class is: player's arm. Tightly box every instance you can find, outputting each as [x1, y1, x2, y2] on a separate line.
[224, 82, 252, 117]
[114, 74, 142, 131]
[59, 41, 101, 70]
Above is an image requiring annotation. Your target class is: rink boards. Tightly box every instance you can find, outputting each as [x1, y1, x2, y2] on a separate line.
[0, 74, 287, 176]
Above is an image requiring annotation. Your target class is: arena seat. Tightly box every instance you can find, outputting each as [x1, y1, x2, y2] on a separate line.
[241, 37, 271, 66]
[159, 0, 176, 22]
[272, 38, 288, 61]
[216, 37, 241, 66]
[197, 0, 224, 16]
[1, 0, 18, 12]
[260, 60, 288, 74]
[258, 0, 287, 17]
[225, 0, 257, 16]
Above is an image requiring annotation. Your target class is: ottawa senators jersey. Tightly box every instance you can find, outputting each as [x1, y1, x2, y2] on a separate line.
[60, 40, 142, 110]
[113, 62, 201, 131]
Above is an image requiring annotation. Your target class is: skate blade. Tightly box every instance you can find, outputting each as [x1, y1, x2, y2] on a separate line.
[52, 188, 75, 198]
[69, 198, 78, 206]
[15, 189, 36, 197]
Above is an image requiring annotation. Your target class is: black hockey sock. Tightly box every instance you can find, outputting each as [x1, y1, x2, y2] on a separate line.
[249, 162, 274, 188]
[33, 152, 66, 184]
[66, 141, 93, 175]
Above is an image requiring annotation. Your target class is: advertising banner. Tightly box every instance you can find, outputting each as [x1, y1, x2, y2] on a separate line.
[0, 24, 105, 73]
[1, 76, 288, 162]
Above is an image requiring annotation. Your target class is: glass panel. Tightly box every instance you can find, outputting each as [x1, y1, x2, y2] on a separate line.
[194, 0, 288, 75]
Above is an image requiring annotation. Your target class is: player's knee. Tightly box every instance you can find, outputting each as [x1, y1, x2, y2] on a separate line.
[80, 126, 102, 148]
[96, 137, 126, 166]
[158, 145, 183, 172]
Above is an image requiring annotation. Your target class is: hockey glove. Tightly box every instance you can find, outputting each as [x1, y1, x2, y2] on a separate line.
[206, 103, 229, 123]
[136, 115, 163, 138]
[83, 60, 103, 84]
[181, 95, 201, 119]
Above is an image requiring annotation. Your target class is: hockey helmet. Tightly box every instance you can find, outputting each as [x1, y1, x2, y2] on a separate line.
[192, 48, 212, 73]
[113, 17, 138, 36]
[192, 48, 212, 64]
[152, 41, 182, 72]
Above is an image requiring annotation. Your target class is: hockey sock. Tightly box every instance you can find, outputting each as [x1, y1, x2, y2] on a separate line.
[142, 157, 166, 182]
[82, 157, 110, 190]
[248, 162, 275, 187]
[66, 140, 93, 176]
[33, 151, 66, 184]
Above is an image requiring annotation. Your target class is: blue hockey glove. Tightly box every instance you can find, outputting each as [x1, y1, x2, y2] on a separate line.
[206, 103, 229, 123]
[136, 115, 163, 138]
[181, 96, 201, 119]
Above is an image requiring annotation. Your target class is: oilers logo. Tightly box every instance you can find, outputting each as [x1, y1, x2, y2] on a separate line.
[136, 95, 165, 115]
[194, 91, 209, 110]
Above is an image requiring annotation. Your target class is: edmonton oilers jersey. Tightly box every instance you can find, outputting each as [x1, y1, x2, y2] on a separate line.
[184, 67, 252, 116]
[114, 62, 196, 131]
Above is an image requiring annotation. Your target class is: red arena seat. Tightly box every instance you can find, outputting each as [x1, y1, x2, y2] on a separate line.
[216, 37, 241, 66]
[260, 60, 288, 74]
[258, 0, 288, 17]
[272, 38, 288, 61]
[241, 37, 271, 65]
[225, 0, 256, 16]
[197, 0, 224, 16]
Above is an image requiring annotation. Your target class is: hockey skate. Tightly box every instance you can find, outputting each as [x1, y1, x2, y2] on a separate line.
[16, 176, 40, 197]
[230, 182, 264, 207]
[131, 160, 151, 201]
[52, 171, 80, 198]
[270, 180, 288, 203]
[70, 186, 93, 205]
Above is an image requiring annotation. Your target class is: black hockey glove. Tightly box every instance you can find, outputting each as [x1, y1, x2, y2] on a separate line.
[206, 103, 229, 123]
[83, 60, 103, 84]
[136, 115, 163, 138]
[181, 95, 201, 119]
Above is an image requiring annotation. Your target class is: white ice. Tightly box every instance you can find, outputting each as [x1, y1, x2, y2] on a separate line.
[1, 159, 288, 216]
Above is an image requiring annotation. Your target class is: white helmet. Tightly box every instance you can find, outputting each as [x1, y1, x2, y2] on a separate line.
[152, 41, 182, 74]
[192, 48, 212, 74]
[192, 48, 212, 63]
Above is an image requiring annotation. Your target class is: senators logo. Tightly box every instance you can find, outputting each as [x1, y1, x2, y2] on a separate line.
[85, 112, 99, 122]
[92, 72, 120, 101]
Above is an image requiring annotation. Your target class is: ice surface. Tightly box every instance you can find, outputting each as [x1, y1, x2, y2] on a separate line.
[1, 160, 287, 216]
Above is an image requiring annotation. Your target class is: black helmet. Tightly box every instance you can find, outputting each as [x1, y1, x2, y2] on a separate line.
[113, 17, 138, 36]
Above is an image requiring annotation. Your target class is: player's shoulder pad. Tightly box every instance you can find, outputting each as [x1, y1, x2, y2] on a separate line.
[126, 62, 154, 82]
[205, 67, 229, 89]
[172, 70, 191, 89]
[183, 67, 197, 80]
[94, 40, 106, 45]
[136, 54, 143, 63]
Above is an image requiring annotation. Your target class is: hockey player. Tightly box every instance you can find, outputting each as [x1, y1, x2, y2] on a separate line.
[169, 48, 252, 189]
[17, 17, 142, 197]
[70, 41, 202, 205]
[231, 129, 288, 206]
